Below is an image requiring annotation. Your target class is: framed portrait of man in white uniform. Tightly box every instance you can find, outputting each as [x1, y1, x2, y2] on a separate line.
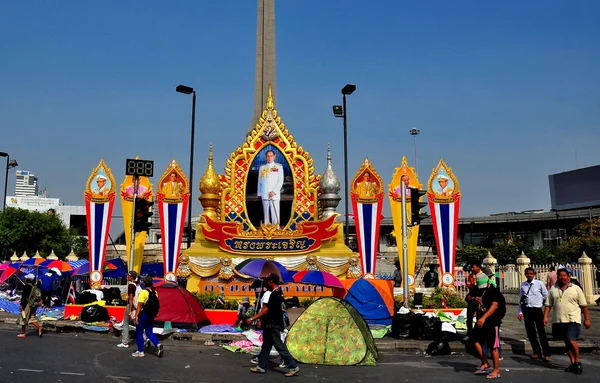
[245, 145, 293, 229]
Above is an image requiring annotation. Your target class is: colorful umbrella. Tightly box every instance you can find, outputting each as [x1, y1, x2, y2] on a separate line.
[0, 264, 10, 271]
[292, 270, 345, 289]
[21, 258, 46, 267]
[235, 259, 294, 282]
[71, 262, 116, 276]
[39, 260, 73, 273]
[0, 267, 21, 284]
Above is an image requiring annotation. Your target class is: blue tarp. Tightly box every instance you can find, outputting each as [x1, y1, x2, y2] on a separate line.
[141, 263, 164, 277]
[344, 279, 392, 325]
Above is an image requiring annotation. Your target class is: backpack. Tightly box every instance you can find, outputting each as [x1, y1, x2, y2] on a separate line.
[143, 289, 160, 319]
[28, 285, 42, 308]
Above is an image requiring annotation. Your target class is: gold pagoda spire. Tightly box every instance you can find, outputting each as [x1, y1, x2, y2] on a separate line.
[266, 83, 274, 110]
[199, 144, 221, 221]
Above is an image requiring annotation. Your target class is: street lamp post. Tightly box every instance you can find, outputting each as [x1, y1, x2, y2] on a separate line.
[332, 84, 357, 247]
[0, 152, 18, 211]
[176, 85, 196, 249]
[409, 127, 420, 174]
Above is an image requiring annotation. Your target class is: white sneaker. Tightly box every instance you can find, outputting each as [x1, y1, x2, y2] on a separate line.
[279, 361, 287, 368]
[144, 339, 151, 350]
[251, 357, 259, 364]
[131, 351, 145, 358]
[117, 343, 129, 348]
[285, 367, 299, 377]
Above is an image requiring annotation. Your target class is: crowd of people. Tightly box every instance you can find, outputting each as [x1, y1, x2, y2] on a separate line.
[463, 260, 592, 377]
[14, 260, 597, 378]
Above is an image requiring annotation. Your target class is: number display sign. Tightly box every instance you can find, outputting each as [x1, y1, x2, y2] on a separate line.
[125, 159, 154, 177]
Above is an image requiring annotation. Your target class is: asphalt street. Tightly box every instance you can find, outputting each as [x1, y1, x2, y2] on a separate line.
[0, 329, 599, 383]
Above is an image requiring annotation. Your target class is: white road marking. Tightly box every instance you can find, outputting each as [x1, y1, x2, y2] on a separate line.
[60, 371, 85, 376]
[150, 380, 177, 383]
[106, 376, 132, 381]
[17, 369, 43, 373]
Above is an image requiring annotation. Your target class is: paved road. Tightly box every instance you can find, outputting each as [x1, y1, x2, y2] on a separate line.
[1, 329, 599, 383]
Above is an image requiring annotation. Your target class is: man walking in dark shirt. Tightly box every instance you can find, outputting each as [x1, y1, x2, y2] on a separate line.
[471, 273, 506, 379]
[247, 274, 299, 377]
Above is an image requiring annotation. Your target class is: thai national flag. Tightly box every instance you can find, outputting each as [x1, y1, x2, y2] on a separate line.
[67, 282, 76, 304]
[85, 199, 114, 281]
[429, 198, 461, 279]
[217, 295, 225, 306]
[158, 196, 189, 279]
[352, 198, 383, 276]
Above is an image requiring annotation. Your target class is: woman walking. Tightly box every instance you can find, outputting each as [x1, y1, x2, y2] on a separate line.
[131, 276, 164, 358]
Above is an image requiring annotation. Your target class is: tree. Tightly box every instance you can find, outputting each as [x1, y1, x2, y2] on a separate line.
[492, 242, 520, 265]
[0, 208, 82, 260]
[456, 244, 488, 266]
[556, 218, 600, 263]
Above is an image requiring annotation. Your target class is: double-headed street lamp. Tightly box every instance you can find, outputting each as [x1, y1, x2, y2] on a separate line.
[332, 84, 357, 247]
[176, 85, 196, 249]
[0, 152, 18, 211]
[409, 127, 420, 175]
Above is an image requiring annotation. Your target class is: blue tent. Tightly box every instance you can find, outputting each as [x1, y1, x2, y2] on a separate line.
[343, 279, 393, 325]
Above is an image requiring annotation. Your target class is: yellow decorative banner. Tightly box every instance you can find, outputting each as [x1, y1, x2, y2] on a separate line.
[388, 156, 421, 287]
[120, 168, 153, 274]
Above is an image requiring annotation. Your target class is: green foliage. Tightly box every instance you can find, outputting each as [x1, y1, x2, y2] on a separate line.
[555, 218, 600, 263]
[300, 297, 316, 308]
[0, 207, 81, 260]
[194, 292, 239, 310]
[491, 242, 521, 264]
[456, 245, 488, 265]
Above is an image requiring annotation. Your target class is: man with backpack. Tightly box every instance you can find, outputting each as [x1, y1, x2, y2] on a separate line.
[18, 274, 44, 338]
[131, 276, 163, 358]
[117, 270, 141, 348]
[247, 274, 299, 377]
[471, 272, 506, 379]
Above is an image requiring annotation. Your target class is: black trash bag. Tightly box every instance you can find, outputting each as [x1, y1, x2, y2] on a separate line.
[80, 304, 110, 322]
[415, 315, 442, 340]
[426, 339, 451, 356]
[391, 311, 416, 339]
[77, 291, 97, 305]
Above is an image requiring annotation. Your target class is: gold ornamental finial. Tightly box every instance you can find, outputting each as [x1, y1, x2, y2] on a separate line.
[199, 143, 221, 221]
[266, 83, 274, 110]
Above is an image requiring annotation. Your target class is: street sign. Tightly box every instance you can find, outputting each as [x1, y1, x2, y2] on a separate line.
[125, 159, 154, 177]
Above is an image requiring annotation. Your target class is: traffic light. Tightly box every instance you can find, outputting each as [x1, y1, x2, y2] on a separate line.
[133, 198, 154, 233]
[409, 187, 428, 226]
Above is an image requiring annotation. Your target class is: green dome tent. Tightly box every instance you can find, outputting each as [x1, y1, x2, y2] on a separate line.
[285, 297, 378, 366]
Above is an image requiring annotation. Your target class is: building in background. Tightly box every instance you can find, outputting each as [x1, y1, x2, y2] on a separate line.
[15, 170, 38, 197]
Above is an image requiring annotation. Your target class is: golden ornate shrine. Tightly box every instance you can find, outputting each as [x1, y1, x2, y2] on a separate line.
[182, 85, 357, 293]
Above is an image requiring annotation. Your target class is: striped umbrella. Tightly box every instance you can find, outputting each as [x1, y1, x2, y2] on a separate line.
[21, 258, 47, 267]
[39, 260, 73, 272]
[72, 262, 116, 276]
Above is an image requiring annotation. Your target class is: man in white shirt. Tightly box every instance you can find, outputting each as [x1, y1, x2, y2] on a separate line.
[517, 267, 550, 361]
[257, 150, 284, 227]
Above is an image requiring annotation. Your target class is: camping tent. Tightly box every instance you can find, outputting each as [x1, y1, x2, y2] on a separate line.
[154, 285, 210, 328]
[286, 297, 378, 366]
[341, 279, 394, 325]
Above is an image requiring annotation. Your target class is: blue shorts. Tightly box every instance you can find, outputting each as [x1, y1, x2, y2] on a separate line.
[552, 322, 581, 341]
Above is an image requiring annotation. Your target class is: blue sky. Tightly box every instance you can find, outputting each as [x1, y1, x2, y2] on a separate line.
[1, 1, 599, 235]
